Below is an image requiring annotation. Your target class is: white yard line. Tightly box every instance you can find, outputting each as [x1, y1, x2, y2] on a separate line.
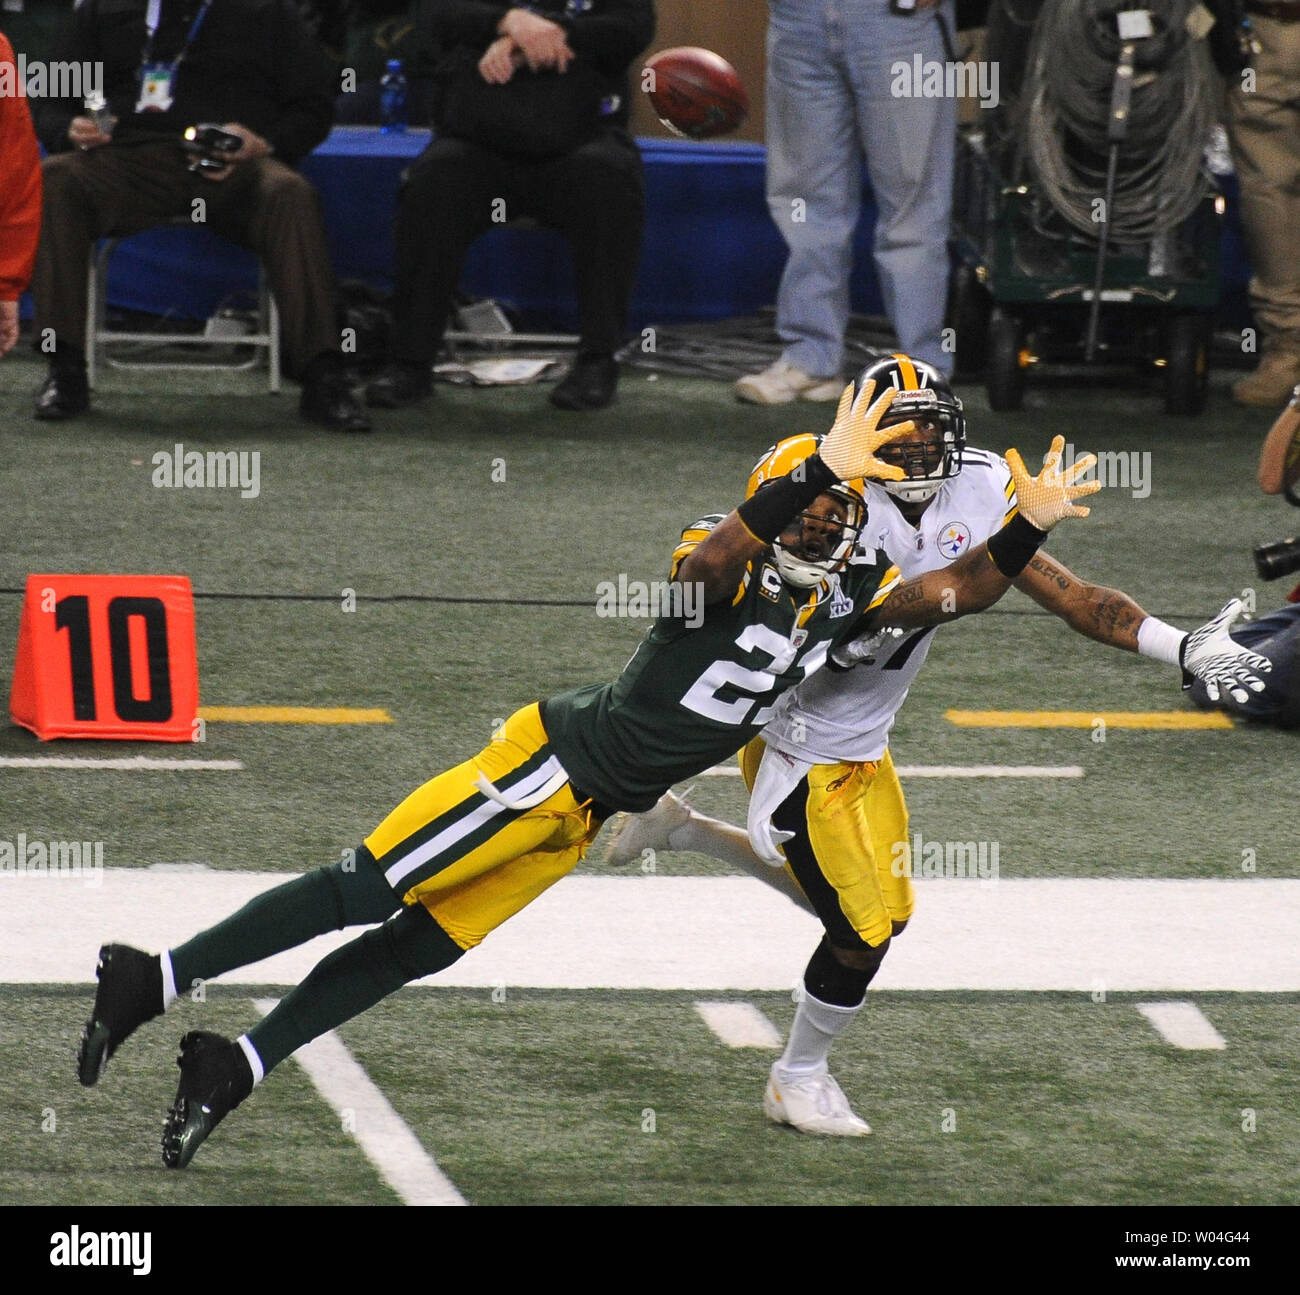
[694, 1001, 783, 1048]
[1136, 1001, 1228, 1050]
[0, 756, 244, 771]
[699, 764, 1084, 778]
[9, 871, 1300, 990]
[894, 765, 1084, 779]
[252, 999, 466, 1206]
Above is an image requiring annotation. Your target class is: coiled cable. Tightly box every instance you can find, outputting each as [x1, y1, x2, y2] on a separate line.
[1016, 0, 1214, 242]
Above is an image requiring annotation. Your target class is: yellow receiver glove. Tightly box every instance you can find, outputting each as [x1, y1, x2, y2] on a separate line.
[1004, 435, 1101, 531]
[818, 379, 912, 484]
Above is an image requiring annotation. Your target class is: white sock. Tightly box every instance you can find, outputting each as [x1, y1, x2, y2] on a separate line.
[667, 810, 756, 868]
[776, 990, 863, 1078]
[236, 1034, 265, 1086]
[671, 810, 815, 915]
[160, 950, 178, 1009]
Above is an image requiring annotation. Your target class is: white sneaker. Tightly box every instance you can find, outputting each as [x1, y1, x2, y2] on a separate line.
[735, 360, 844, 406]
[602, 789, 693, 866]
[763, 1065, 872, 1137]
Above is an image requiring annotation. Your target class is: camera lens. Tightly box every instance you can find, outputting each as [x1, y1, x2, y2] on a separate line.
[1253, 536, 1300, 581]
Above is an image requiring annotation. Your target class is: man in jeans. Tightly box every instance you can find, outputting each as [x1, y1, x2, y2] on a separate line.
[737, 0, 958, 405]
[1227, 4, 1300, 407]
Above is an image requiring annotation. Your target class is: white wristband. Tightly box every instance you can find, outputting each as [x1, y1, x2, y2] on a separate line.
[1137, 616, 1187, 666]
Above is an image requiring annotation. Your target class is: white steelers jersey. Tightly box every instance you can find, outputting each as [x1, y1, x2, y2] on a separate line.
[762, 447, 1018, 764]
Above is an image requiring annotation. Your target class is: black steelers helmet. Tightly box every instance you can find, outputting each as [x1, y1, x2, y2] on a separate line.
[853, 353, 966, 504]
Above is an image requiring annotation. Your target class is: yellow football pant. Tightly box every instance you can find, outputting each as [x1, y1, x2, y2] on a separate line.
[741, 737, 914, 949]
[364, 703, 602, 950]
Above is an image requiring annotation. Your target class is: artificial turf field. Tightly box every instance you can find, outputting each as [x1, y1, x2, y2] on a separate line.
[0, 348, 1296, 1219]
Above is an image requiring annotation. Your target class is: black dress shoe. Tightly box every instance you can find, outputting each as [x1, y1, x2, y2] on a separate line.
[33, 370, 90, 421]
[300, 374, 371, 433]
[365, 363, 432, 409]
[549, 354, 618, 411]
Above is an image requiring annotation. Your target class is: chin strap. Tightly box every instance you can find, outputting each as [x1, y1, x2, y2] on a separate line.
[774, 546, 834, 589]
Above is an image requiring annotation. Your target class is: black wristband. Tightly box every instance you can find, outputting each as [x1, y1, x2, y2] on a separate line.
[986, 512, 1048, 578]
[1177, 635, 1196, 692]
[736, 453, 839, 544]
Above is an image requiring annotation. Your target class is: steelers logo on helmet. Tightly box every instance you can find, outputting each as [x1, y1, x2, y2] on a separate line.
[851, 352, 966, 504]
[746, 435, 866, 589]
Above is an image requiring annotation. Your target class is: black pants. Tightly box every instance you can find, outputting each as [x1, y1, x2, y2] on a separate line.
[35, 138, 340, 378]
[390, 130, 645, 364]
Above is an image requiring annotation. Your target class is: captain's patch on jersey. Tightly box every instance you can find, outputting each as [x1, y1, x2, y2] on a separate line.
[937, 521, 971, 560]
[758, 564, 783, 602]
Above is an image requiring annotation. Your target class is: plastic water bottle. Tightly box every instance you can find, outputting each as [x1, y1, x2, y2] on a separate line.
[380, 60, 408, 134]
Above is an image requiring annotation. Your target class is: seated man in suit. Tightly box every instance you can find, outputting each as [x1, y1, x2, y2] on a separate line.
[31, 0, 369, 432]
[366, 0, 654, 413]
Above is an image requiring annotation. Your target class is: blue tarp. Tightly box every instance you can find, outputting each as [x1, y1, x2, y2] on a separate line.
[93, 129, 888, 327]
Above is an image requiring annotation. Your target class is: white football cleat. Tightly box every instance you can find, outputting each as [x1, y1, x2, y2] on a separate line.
[763, 1065, 872, 1137]
[603, 789, 693, 866]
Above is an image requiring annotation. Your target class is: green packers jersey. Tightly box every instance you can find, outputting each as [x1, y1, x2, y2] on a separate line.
[541, 515, 901, 812]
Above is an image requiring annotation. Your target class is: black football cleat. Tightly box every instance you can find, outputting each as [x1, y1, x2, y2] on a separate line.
[161, 1031, 251, 1169]
[77, 943, 164, 1086]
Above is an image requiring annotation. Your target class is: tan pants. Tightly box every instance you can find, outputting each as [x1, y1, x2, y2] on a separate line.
[33, 137, 339, 377]
[1228, 15, 1300, 352]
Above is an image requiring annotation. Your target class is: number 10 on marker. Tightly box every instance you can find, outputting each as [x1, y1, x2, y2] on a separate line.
[9, 574, 199, 741]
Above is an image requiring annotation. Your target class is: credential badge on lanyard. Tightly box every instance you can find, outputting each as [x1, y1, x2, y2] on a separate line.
[136, 0, 212, 113]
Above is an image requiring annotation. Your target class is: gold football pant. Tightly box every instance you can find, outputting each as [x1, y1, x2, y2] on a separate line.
[364, 703, 603, 950]
[741, 738, 914, 949]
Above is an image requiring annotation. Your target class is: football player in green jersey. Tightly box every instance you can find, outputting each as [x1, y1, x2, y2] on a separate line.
[74, 379, 1099, 1170]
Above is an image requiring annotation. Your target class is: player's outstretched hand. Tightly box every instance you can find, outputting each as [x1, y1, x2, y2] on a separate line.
[818, 380, 910, 484]
[1180, 598, 1272, 704]
[1004, 435, 1100, 531]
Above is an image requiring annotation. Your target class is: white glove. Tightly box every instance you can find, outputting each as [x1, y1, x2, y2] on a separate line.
[831, 626, 906, 669]
[1180, 599, 1272, 704]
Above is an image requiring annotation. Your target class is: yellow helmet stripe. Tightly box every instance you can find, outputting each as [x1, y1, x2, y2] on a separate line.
[893, 354, 919, 390]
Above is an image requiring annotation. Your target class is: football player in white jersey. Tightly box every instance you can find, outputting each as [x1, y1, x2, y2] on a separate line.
[606, 352, 1269, 1138]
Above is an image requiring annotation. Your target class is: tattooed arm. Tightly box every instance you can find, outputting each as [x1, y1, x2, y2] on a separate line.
[862, 435, 1105, 633]
[871, 542, 1023, 631]
[867, 543, 1145, 638]
[1018, 554, 1272, 700]
[1014, 551, 1147, 651]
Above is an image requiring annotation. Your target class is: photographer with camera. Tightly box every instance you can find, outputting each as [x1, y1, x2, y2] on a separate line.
[31, 0, 370, 432]
[1186, 393, 1300, 726]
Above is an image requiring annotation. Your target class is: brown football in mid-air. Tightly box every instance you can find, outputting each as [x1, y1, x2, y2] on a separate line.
[644, 46, 748, 140]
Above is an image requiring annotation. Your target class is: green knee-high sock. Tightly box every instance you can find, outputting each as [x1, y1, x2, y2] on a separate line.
[247, 902, 464, 1075]
[170, 851, 398, 992]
